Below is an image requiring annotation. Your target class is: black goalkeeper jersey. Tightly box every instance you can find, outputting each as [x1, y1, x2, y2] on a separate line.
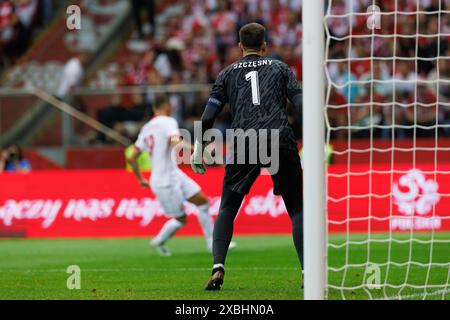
[208, 54, 302, 151]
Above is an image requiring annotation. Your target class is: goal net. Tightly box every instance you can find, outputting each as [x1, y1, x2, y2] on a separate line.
[324, 0, 450, 299]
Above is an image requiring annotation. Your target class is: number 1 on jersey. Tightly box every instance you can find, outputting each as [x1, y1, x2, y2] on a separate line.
[245, 71, 261, 106]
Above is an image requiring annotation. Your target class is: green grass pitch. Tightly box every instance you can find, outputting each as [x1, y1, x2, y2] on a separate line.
[0, 234, 449, 300]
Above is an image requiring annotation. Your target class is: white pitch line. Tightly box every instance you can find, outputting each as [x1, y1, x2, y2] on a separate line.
[0, 267, 300, 273]
[377, 289, 450, 300]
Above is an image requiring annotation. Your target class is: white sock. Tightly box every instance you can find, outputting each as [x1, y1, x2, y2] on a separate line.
[197, 203, 214, 247]
[153, 218, 184, 245]
[213, 263, 224, 270]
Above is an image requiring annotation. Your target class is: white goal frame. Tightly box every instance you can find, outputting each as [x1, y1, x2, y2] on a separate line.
[302, 0, 328, 300]
[303, 0, 450, 301]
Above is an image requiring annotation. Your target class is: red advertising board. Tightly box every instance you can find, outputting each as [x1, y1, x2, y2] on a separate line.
[0, 165, 449, 238]
[328, 163, 450, 233]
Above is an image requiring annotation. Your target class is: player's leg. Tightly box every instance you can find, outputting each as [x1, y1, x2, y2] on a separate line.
[271, 149, 304, 270]
[188, 191, 214, 250]
[178, 171, 215, 250]
[212, 185, 245, 266]
[150, 215, 186, 256]
[280, 189, 304, 268]
[188, 190, 239, 252]
[206, 164, 259, 290]
[151, 185, 186, 256]
[206, 185, 245, 290]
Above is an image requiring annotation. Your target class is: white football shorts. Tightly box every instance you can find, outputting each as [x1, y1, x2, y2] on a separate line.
[151, 171, 201, 218]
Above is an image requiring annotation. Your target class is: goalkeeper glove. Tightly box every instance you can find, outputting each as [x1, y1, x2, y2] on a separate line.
[191, 141, 214, 174]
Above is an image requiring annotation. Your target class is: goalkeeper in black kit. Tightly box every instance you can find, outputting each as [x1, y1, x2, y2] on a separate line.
[191, 23, 304, 290]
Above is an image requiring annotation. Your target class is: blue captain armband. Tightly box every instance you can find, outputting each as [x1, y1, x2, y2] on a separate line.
[207, 96, 223, 109]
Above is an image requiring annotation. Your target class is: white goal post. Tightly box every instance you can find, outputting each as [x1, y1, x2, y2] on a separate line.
[303, 0, 450, 300]
[302, 0, 327, 300]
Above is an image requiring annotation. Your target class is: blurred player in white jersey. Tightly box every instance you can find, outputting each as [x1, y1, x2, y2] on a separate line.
[128, 95, 235, 256]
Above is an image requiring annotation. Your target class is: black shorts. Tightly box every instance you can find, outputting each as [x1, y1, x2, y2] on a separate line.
[223, 148, 303, 196]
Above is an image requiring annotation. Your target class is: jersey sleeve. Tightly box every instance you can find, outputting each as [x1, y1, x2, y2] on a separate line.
[135, 128, 149, 152]
[207, 70, 228, 112]
[285, 64, 303, 102]
[165, 118, 180, 138]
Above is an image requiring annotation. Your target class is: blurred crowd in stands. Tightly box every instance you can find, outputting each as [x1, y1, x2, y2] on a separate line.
[123, 0, 303, 84]
[0, 144, 30, 173]
[93, 0, 450, 143]
[0, 0, 54, 68]
[2, 0, 450, 145]
[94, 0, 304, 143]
[326, 0, 450, 139]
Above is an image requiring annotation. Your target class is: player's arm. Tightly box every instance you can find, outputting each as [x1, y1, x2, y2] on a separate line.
[170, 134, 193, 151]
[286, 65, 303, 114]
[129, 130, 150, 188]
[127, 146, 149, 188]
[165, 118, 194, 152]
[191, 72, 228, 174]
